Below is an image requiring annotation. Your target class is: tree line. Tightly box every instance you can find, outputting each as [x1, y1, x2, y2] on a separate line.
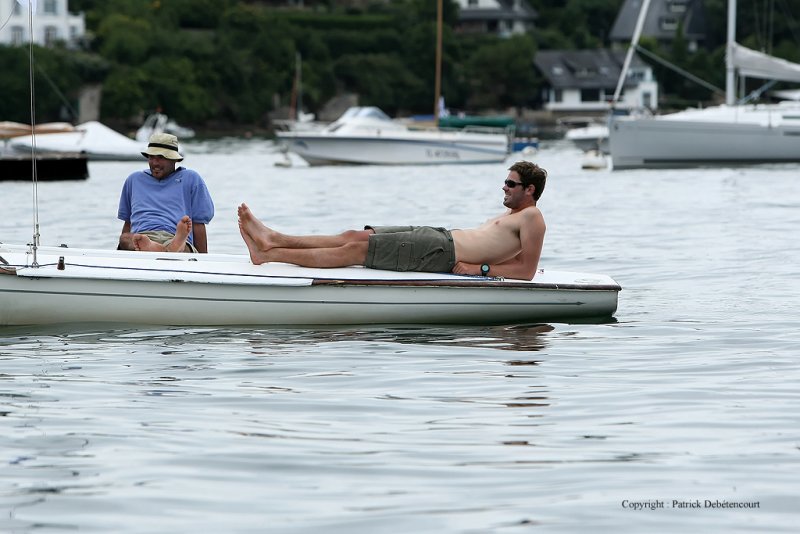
[1, 0, 798, 132]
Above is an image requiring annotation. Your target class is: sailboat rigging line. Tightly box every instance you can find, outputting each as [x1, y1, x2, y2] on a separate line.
[0, 8, 14, 32]
[776, 0, 800, 45]
[35, 64, 79, 121]
[634, 45, 725, 96]
[752, 0, 776, 55]
[24, 2, 41, 267]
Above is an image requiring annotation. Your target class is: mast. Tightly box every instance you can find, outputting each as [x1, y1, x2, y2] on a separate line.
[612, 0, 652, 105]
[22, 0, 41, 266]
[725, 0, 737, 105]
[289, 51, 301, 122]
[433, 0, 443, 123]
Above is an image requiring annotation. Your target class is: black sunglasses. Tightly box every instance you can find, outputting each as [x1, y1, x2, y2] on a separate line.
[504, 179, 526, 188]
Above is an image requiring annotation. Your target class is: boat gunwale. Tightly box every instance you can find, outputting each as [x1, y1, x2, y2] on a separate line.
[311, 278, 621, 291]
[5, 266, 621, 292]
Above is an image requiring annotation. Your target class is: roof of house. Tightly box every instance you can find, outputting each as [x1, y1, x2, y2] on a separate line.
[610, 0, 708, 43]
[534, 49, 649, 90]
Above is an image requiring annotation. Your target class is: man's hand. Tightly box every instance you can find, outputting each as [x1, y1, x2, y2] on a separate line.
[452, 261, 480, 275]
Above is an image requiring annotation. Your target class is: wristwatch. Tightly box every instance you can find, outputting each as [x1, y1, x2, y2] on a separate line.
[480, 264, 490, 276]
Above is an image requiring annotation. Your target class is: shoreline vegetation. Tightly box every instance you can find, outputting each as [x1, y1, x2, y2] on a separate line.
[3, 0, 799, 137]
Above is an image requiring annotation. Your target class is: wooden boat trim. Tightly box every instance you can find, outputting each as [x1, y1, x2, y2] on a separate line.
[311, 278, 621, 291]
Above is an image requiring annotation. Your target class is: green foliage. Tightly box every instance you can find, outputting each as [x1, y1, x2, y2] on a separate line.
[6, 0, 800, 129]
[100, 66, 148, 120]
[465, 35, 538, 110]
[0, 46, 105, 122]
[333, 54, 425, 114]
[95, 14, 153, 64]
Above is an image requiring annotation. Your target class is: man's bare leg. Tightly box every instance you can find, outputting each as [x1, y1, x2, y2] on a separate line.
[237, 203, 370, 267]
[246, 241, 370, 268]
[132, 234, 166, 252]
[238, 203, 372, 250]
[132, 216, 192, 252]
[165, 216, 192, 252]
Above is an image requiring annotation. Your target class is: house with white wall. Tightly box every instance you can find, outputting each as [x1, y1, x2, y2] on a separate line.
[454, 0, 537, 37]
[0, 0, 85, 48]
[534, 49, 659, 113]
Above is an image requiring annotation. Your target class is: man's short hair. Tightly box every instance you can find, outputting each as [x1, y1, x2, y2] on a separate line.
[509, 161, 547, 200]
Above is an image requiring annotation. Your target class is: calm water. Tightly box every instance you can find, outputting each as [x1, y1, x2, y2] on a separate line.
[1, 140, 798, 532]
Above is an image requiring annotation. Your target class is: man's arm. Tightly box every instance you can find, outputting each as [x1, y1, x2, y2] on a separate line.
[117, 221, 133, 250]
[192, 223, 208, 253]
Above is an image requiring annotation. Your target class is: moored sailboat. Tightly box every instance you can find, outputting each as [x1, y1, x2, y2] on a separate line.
[608, 0, 800, 169]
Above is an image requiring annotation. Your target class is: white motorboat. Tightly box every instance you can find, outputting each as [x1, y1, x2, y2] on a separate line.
[276, 106, 511, 166]
[9, 120, 144, 161]
[0, 243, 620, 326]
[609, 0, 800, 169]
[581, 149, 608, 170]
[565, 123, 609, 153]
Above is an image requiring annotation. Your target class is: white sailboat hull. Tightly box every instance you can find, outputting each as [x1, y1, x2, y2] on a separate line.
[609, 103, 800, 169]
[0, 244, 620, 326]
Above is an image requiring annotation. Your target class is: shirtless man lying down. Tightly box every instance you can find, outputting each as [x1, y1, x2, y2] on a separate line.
[238, 161, 547, 281]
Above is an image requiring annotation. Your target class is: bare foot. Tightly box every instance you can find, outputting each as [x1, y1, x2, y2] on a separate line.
[132, 234, 165, 252]
[237, 203, 280, 258]
[238, 203, 272, 234]
[166, 216, 192, 252]
[239, 220, 271, 265]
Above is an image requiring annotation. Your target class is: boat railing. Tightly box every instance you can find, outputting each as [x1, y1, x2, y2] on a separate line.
[460, 124, 516, 136]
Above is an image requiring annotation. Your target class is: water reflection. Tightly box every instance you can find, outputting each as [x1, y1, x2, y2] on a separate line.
[320, 323, 553, 352]
[1, 322, 554, 353]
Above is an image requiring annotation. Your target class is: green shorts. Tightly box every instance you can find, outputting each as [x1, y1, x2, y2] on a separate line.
[364, 225, 456, 272]
[138, 230, 198, 253]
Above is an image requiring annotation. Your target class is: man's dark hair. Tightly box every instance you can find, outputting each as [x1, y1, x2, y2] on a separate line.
[509, 161, 547, 201]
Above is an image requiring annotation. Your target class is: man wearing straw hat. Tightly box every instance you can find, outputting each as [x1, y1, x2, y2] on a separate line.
[117, 132, 214, 253]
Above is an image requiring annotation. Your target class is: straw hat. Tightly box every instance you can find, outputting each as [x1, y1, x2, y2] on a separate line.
[142, 132, 184, 161]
